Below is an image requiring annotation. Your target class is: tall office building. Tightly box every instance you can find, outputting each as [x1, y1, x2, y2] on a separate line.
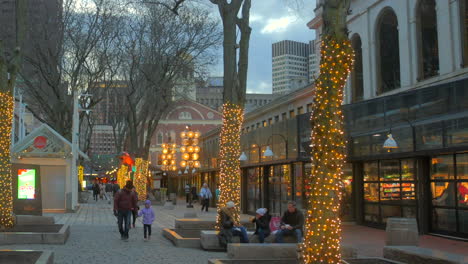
[272, 40, 310, 95]
[272, 39, 320, 95]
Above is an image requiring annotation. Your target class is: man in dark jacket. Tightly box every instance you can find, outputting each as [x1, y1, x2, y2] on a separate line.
[92, 182, 100, 201]
[275, 201, 304, 243]
[251, 208, 271, 243]
[114, 181, 137, 241]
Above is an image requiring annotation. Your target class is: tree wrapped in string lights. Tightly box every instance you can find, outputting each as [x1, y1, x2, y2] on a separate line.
[134, 158, 149, 201]
[0, 0, 26, 229]
[299, 0, 353, 263]
[210, 0, 251, 230]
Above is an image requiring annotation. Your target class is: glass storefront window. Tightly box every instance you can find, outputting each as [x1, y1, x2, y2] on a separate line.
[246, 168, 261, 213]
[381, 205, 402, 223]
[431, 182, 456, 207]
[431, 155, 454, 180]
[294, 163, 303, 209]
[380, 160, 400, 181]
[458, 210, 468, 234]
[416, 123, 443, 150]
[401, 160, 415, 180]
[341, 163, 354, 221]
[281, 165, 292, 202]
[364, 183, 379, 202]
[381, 182, 401, 200]
[456, 153, 468, 180]
[458, 182, 468, 208]
[364, 162, 378, 181]
[432, 208, 457, 232]
[446, 118, 468, 147]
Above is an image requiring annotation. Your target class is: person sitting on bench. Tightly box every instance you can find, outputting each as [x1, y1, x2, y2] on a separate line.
[275, 201, 304, 243]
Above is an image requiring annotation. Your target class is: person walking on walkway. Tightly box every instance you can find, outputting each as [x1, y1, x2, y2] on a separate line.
[275, 201, 304, 243]
[131, 186, 139, 228]
[218, 201, 249, 248]
[92, 182, 100, 201]
[185, 184, 191, 203]
[99, 183, 107, 200]
[199, 183, 212, 212]
[191, 186, 198, 203]
[114, 181, 137, 241]
[138, 200, 155, 241]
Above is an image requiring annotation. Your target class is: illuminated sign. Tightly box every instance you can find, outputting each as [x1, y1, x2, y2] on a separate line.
[18, 169, 36, 199]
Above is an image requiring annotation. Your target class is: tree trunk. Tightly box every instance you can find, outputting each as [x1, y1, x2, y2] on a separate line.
[0, 0, 27, 229]
[299, 1, 353, 263]
[211, 0, 251, 230]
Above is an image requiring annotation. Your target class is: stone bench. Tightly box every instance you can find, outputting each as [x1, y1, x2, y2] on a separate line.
[383, 246, 468, 264]
[200, 230, 254, 250]
[0, 250, 54, 264]
[176, 219, 254, 230]
[15, 215, 55, 225]
[227, 243, 357, 260]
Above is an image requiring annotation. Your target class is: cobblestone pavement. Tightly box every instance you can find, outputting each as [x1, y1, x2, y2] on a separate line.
[0, 198, 225, 264]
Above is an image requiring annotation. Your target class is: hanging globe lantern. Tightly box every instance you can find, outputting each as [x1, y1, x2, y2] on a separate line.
[180, 160, 187, 167]
[194, 146, 200, 153]
[192, 153, 199, 160]
[180, 146, 186, 153]
[180, 131, 186, 138]
[187, 146, 194, 153]
[183, 153, 190, 160]
[194, 131, 201, 138]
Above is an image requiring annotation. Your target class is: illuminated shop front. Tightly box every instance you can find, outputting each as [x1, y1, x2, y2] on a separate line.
[345, 78, 468, 239]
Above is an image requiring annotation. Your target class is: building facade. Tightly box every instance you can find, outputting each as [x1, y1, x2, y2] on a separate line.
[309, 0, 468, 239]
[196, 77, 277, 113]
[197, 0, 468, 240]
[149, 99, 223, 194]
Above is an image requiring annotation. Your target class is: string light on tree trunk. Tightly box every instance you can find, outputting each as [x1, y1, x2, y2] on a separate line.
[215, 102, 244, 230]
[134, 158, 148, 201]
[299, 35, 354, 264]
[0, 92, 15, 228]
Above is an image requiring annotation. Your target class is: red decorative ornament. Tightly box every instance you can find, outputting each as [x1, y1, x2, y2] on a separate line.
[119, 152, 135, 166]
[33, 136, 47, 149]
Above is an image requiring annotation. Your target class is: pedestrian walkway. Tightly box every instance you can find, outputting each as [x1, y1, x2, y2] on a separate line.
[0, 198, 225, 264]
[0, 197, 466, 263]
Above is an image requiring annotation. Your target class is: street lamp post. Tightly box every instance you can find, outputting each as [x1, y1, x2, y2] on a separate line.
[71, 93, 92, 211]
[161, 139, 177, 201]
[180, 126, 201, 208]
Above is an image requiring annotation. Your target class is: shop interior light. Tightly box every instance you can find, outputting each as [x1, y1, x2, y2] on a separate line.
[383, 134, 398, 149]
[239, 152, 248, 161]
[263, 146, 274, 157]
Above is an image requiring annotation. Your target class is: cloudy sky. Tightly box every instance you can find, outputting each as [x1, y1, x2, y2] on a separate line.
[209, 0, 317, 94]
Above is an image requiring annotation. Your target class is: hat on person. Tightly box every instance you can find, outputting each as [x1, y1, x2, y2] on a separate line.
[226, 201, 235, 208]
[145, 200, 151, 205]
[256, 208, 267, 216]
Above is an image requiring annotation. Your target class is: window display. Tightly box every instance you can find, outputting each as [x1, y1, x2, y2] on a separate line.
[430, 154, 468, 236]
[363, 159, 417, 226]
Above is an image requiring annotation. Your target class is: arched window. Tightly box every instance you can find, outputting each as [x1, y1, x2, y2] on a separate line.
[417, 0, 439, 79]
[178, 111, 192, 120]
[157, 132, 163, 144]
[351, 34, 364, 102]
[377, 8, 400, 94]
[460, 0, 468, 66]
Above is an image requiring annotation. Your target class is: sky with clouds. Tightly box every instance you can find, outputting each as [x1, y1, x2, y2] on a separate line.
[209, 0, 317, 94]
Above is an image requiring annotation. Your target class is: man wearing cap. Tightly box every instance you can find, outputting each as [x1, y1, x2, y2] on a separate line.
[218, 201, 249, 247]
[251, 208, 271, 243]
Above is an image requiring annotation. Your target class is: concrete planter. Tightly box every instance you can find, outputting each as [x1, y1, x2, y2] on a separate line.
[342, 258, 405, 264]
[0, 224, 70, 245]
[162, 228, 201, 248]
[175, 219, 254, 230]
[383, 246, 468, 264]
[208, 259, 297, 264]
[385, 218, 419, 246]
[0, 250, 54, 264]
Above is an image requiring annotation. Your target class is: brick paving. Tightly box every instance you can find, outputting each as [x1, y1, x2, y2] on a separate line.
[0, 197, 225, 264]
[0, 195, 466, 263]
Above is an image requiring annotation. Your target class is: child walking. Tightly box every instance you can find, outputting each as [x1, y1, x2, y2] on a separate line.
[138, 200, 155, 241]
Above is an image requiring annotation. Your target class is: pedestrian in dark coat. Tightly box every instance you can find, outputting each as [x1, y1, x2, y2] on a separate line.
[92, 182, 100, 201]
[114, 181, 137, 241]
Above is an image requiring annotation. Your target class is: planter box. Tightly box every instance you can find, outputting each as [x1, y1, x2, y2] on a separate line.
[163, 228, 201, 248]
[383, 246, 468, 264]
[0, 224, 70, 245]
[0, 250, 54, 264]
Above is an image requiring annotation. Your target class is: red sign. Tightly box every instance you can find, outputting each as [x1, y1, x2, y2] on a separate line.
[33, 136, 47, 149]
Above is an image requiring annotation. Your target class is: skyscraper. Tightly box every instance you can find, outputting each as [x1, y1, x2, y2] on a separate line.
[272, 39, 320, 95]
[272, 40, 310, 95]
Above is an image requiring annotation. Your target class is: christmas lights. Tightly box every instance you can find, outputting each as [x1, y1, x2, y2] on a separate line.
[215, 102, 244, 230]
[117, 164, 129, 191]
[0, 92, 14, 228]
[299, 35, 354, 264]
[78, 165, 84, 191]
[134, 158, 148, 201]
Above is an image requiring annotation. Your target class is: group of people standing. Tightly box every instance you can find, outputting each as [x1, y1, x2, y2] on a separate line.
[218, 200, 304, 247]
[92, 182, 120, 201]
[113, 181, 155, 241]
